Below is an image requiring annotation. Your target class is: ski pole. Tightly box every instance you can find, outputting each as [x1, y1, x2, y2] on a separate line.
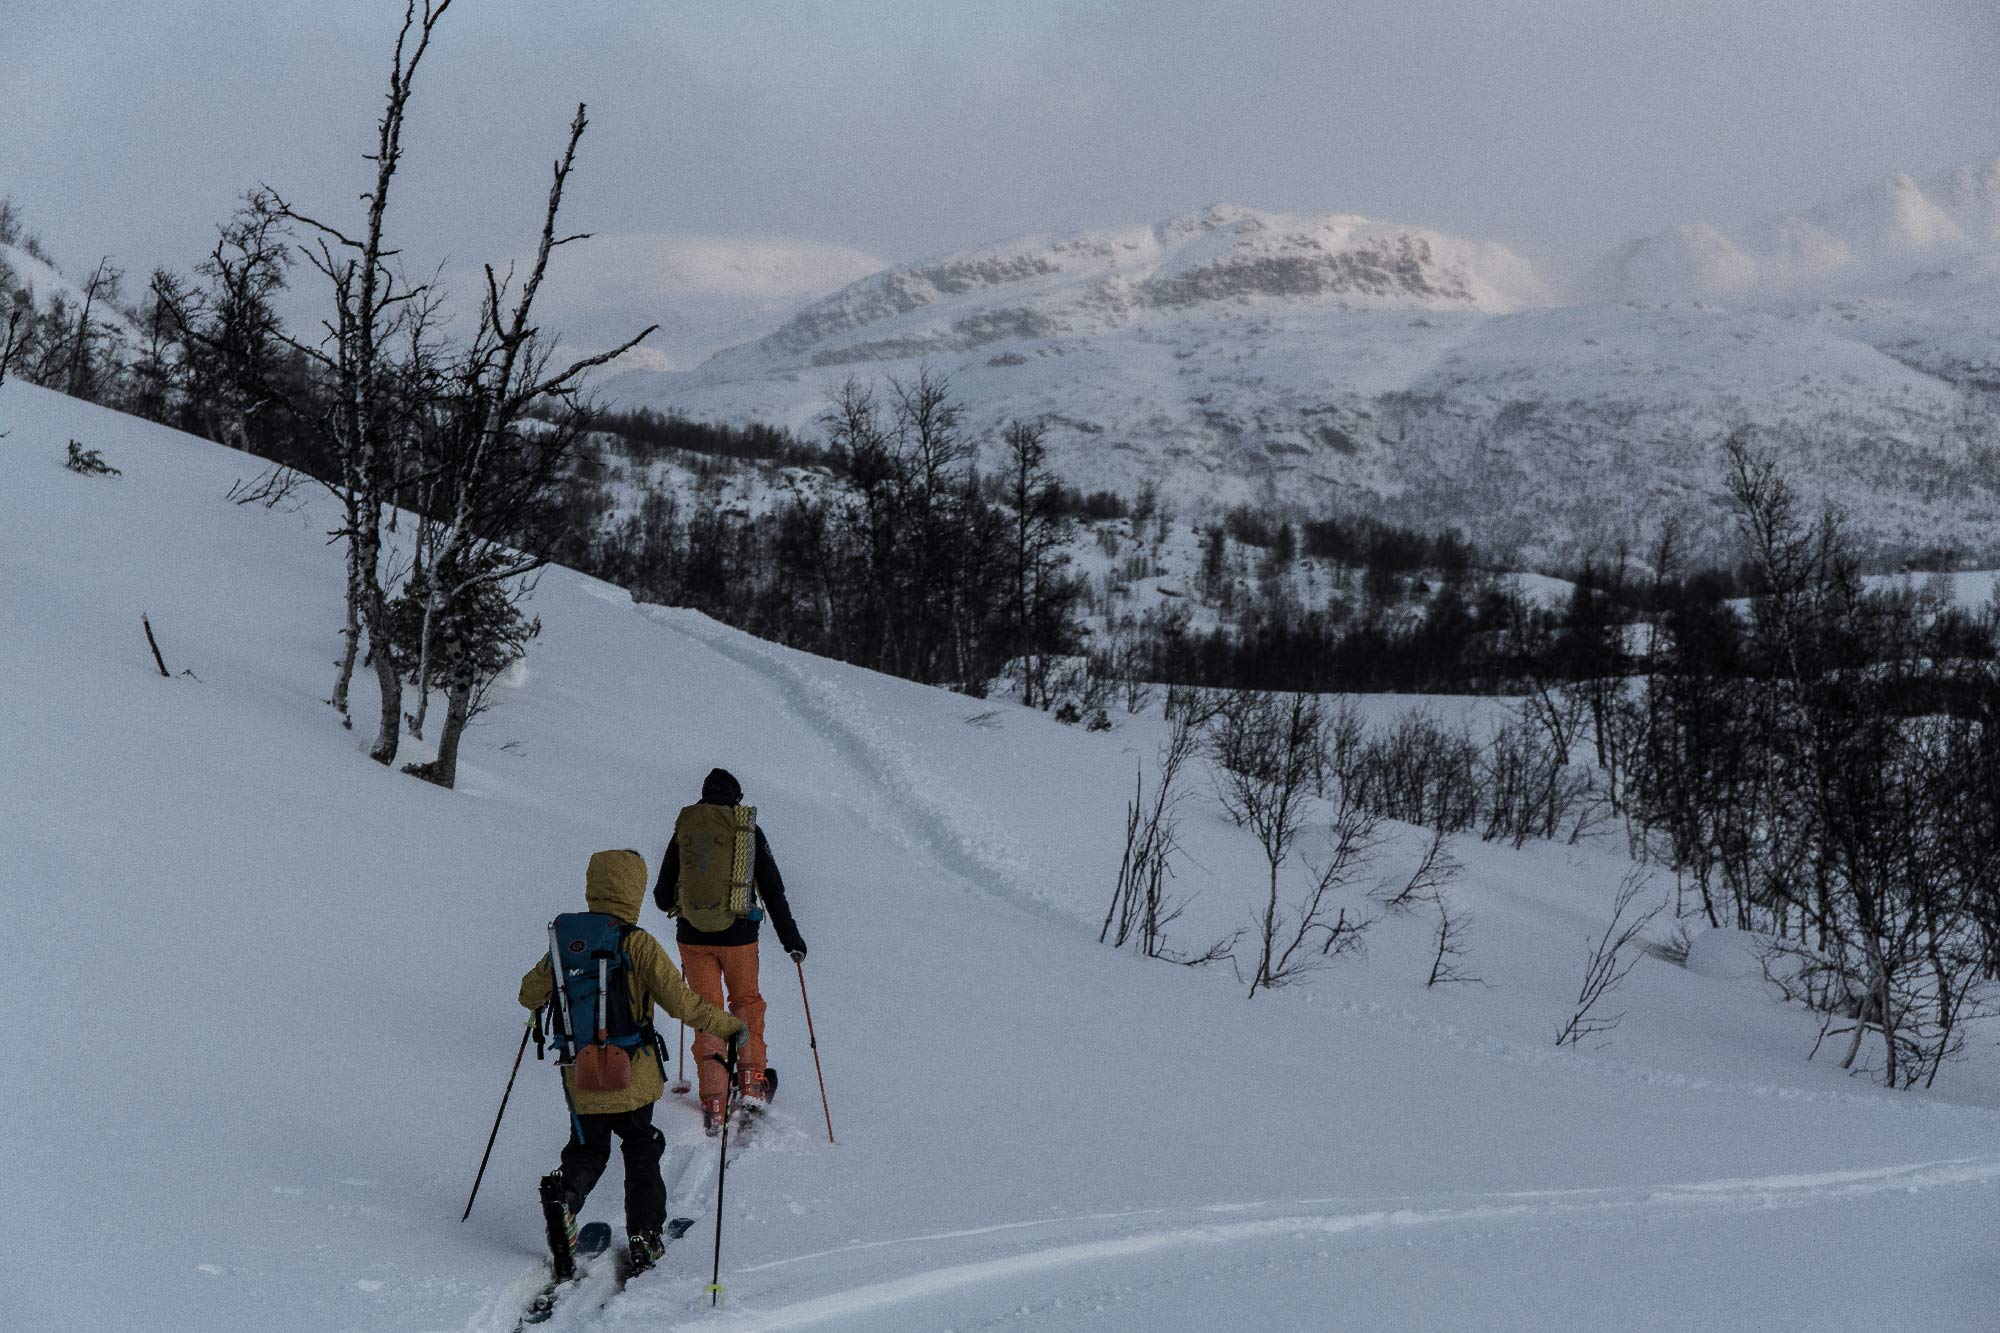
[462, 1013, 535, 1222]
[796, 957, 836, 1145]
[672, 1020, 691, 1095]
[707, 1044, 738, 1307]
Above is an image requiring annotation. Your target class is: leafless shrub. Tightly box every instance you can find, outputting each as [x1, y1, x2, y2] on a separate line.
[1646, 921, 1694, 967]
[1103, 620, 1156, 715]
[1375, 822, 1455, 914]
[1322, 697, 1365, 797]
[1248, 794, 1377, 995]
[1426, 892, 1479, 988]
[1555, 868, 1665, 1048]
[1478, 713, 1599, 849]
[1211, 689, 1324, 832]
[226, 462, 307, 510]
[64, 440, 120, 477]
[1102, 705, 1228, 963]
[1521, 671, 1589, 766]
[1346, 709, 1480, 832]
[1364, 822, 1476, 987]
[1046, 655, 1116, 728]
[1615, 435, 2000, 1087]
[1164, 681, 1226, 729]
[0, 287, 26, 388]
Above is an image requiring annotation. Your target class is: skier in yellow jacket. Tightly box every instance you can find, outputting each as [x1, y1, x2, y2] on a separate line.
[520, 849, 743, 1272]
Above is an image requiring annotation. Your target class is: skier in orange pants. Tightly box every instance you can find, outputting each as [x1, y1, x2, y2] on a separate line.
[654, 768, 807, 1132]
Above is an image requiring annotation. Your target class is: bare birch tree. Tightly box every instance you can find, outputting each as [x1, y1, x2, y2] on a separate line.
[398, 102, 657, 786]
[262, 0, 457, 764]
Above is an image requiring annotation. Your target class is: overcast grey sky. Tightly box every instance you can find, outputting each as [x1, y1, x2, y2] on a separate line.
[6, 0, 1998, 289]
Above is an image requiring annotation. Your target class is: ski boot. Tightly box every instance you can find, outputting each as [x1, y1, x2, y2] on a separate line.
[538, 1172, 580, 1280]
[740, 1066, 777, 1105]
[628, 1228, 665, 1276]
[701, 1095, 727, 1136]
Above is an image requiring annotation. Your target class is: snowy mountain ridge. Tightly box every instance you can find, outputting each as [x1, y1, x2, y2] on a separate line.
[712, 204, 1550, 372]
[605, 163, 2000, 567]
[1593, 158, 2000, 303]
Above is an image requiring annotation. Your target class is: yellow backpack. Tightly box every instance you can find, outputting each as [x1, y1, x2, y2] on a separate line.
[671, 803, 760, 932]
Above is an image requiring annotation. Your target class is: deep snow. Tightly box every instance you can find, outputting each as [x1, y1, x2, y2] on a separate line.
[5, 380, 2000, 1332]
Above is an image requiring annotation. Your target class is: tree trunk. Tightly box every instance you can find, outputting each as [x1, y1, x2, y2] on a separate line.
[1840, 984, 1874, 1071]
[408, 581, 440, 738]
[358, 519, 401, 765]
[330, 535, 363, 727]
[369, 632, 403, 765]
[408, 681, 472, 789]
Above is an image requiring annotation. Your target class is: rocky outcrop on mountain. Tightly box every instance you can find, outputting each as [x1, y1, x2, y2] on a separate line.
[703, 205, 1550, 374]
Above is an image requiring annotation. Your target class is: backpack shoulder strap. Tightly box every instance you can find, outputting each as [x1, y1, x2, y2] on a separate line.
[616, 924, 656, 1040]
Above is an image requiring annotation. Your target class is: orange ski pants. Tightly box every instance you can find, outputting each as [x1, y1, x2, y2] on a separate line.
[679, 942, 766, 1100]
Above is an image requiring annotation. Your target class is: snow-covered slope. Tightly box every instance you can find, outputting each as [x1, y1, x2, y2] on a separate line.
[607, 175, 2000, 567]
[1, 239, 84, 307]
[1594, 159, 2000, 303]
[0, 238, 140, 342]
[694, 205, 1548, 371]
[8, 382, 2000, 1332]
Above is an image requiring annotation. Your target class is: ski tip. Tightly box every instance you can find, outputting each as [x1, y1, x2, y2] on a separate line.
[577, 1221, 614, 1257]
[667, 1217, 695, 1238]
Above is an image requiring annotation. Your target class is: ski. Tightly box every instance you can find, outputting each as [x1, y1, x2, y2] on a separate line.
[517, 1221, 611, 1328]
[727, 1099, 767, 1155]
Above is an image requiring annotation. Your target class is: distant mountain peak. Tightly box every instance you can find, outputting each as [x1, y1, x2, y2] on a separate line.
[706, 205, 1550, 375]
[1594, 154, 2000, 302]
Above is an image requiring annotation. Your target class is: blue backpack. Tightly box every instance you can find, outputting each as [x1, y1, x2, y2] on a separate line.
[546, 913, 652, 1092]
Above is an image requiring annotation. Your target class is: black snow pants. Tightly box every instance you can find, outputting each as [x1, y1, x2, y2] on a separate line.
[553, 1104, 667, 1232]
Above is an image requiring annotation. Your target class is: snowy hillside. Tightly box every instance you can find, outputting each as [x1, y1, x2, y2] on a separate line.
[1594, 159, 2000, 303]
[0, 237, 139, 342]
[2, 239, 92, 311]
[606, 173, 2000, 567]
[691, 205, 1549, 370]
[8, 381, 2000, 1332]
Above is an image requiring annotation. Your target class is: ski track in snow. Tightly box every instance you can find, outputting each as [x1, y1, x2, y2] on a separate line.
[472, 1106, 815, 1333]
[642, 606, 1081, 927]
[647, 604, 2000, 1128]
[540, 605, 2000, 1329]
[619, 1156, 2000, 1330]
[1326, 994, 2000, 1124]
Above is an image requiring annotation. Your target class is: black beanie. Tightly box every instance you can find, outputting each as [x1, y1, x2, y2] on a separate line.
[701, 767, 743, 805]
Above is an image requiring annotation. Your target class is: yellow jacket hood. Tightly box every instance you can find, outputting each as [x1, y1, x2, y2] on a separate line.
[585, 849, 648, 924]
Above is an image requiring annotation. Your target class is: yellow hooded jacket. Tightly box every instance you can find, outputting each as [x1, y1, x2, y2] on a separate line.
[520, 849, 744, 1115]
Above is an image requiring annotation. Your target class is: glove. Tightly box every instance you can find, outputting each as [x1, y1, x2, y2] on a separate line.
[788, 945, 807, 963]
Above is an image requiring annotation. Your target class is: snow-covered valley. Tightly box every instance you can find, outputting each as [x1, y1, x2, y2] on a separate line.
[7, 381, 2000, 1331]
